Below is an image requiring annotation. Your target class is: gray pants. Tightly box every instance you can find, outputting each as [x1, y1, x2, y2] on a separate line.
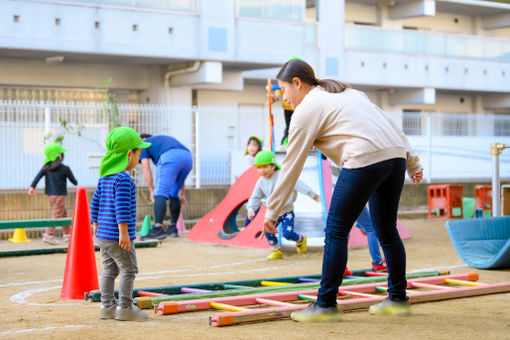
[97, 239, 138, 309]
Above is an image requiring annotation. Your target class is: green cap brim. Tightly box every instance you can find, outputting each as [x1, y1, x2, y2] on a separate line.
[254, 162, 281, 170]
[99, 153, 129, 177]
[44, 147, 68, 164]
[138, 141, 151, 149]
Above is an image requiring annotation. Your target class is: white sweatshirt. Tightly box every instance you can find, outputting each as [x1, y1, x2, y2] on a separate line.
[265, 87, 422, 221]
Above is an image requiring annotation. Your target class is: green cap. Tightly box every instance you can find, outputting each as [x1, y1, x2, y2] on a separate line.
[245, 136, 264, 155]
[253, 150, 281, 169]
[99, 127, 151, 177]
[44, 142, 68, 164]
[288, 56, 302, 61]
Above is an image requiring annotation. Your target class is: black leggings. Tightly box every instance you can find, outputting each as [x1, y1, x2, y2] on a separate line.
[154, 196, 181, 225]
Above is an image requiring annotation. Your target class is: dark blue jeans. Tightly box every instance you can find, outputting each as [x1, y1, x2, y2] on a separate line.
[316, 158, 407, 307]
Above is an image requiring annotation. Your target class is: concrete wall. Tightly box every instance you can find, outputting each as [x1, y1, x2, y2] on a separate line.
[0, 187, 228, 223]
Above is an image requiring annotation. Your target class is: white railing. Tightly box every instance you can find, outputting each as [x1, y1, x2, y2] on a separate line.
[0, 100, 274, 190]
[1, 100, 509, 190]
[403, 112, 510, 182]
[346, 24, 510, 61]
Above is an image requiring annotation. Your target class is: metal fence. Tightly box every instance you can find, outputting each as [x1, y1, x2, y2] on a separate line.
[0, 100, 274, 190]
[1, 100, 509, 191]
[403, 112, 510, 181]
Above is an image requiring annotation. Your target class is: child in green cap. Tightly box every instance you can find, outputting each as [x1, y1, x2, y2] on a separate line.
[29, 142, 78, 245]
[90, 126, 151, 322]
[243, 135, 263, 170]
[246, 150, 319, 259]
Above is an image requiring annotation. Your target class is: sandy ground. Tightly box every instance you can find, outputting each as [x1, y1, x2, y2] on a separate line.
[0, 218, 509, 340]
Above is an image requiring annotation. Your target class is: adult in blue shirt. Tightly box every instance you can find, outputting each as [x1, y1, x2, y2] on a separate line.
[139, 134, 193, 239]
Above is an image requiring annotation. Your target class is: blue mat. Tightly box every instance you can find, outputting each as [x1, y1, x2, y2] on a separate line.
[445, 216, 510, 269]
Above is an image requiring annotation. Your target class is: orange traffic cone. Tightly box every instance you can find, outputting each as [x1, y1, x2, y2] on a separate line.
[61, 187, 99, 299]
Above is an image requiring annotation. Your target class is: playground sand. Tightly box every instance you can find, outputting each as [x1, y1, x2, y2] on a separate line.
[0, 218, 509, 339]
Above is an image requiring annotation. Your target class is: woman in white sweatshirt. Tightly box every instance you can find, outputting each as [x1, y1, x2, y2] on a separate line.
[263, 59, 423, 322]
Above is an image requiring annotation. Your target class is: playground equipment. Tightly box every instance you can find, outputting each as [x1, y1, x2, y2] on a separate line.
[0, 240, 159, 257]
[427, 184, 463, 219]
[150, 271, 442, 312]
[188, 153, 411, 249]
[446, 216, 510, 269]
[475, 185, 492, 217]
[206, 272, 510, 326]
[0, 217, 72, 243]
[491, 143, 509, 217]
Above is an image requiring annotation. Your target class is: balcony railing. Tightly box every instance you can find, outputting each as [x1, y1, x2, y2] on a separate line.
[346, 24, 510, 61]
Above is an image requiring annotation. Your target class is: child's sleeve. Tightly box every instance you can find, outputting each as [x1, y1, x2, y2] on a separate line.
[246, 180, 264, 213]
[30, 168, 45, 188]
[295, 179, 317, 200]
[66, 167, 78, 186]
[114, 176, 133, 224]
[90, 184, 101, 223]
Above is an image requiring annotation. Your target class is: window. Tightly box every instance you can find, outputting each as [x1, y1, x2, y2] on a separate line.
[237, 0, 305, 22]
[495, 117, 510, 136]
[402, 110, 422, 136]
[442, 115, 468, 136]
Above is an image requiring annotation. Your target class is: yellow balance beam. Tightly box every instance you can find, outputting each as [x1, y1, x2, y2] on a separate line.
[210, 302, 248, 312]
[260, 281, 292, 287]
[444, 278, 482, 286]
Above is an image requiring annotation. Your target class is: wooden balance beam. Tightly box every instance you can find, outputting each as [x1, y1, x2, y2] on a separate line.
[208, 272, 510, 326]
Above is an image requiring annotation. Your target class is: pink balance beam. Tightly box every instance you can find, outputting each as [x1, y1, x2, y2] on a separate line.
[180, 287, 213, 294]
[209, 281, 510, 326]
[155, 272, 477, 315]
[137, 291, 169, 297]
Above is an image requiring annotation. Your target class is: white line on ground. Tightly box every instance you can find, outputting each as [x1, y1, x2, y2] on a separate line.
[0, 325, 90, 336]
[0, 258, 269, 287]
[8, 262, 296, 307]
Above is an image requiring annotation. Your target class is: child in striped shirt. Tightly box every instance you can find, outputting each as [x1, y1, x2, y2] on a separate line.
[90, 127, 151, 322]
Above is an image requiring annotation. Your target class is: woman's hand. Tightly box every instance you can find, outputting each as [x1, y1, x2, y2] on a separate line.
[263, 218, 278, 234]
[28, 187, 35, 196]
[411, 169, 424, 184]
[248, 211, 255, 220]
[313, 194, 320, 202]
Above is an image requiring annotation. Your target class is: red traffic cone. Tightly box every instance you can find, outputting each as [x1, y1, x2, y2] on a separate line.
[61, 187, 99, 299]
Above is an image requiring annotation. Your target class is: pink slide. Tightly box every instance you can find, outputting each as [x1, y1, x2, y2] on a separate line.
[187, 164, 411, 249]
[187, 167, 270, 249]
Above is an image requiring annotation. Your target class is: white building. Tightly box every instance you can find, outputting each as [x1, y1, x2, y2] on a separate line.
[1, 0, 509, 188]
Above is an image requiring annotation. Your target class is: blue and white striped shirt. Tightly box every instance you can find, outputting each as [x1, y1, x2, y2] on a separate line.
[90, 172, 137, 241]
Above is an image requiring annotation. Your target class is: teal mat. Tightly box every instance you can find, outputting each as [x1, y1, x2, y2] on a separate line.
[446, 216, 510, 269]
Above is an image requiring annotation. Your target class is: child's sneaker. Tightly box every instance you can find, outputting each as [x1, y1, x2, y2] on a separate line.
[99, 303, 117, 319]
[267, 249, 283, 260]
[62, 233, 70, 242]
[140, 226, 167, 240]
[296, 235, 307, 254]
[290, 302, 341, 322]
[114, 305, 148, 321]
[344, 267, 352, 276]
[368, 298, 411, 316]
[42, 233, 58, 245]
[372, 259, 387, 272]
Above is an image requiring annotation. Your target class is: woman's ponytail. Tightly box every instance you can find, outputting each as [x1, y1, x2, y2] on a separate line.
[276, 59, 350, 93]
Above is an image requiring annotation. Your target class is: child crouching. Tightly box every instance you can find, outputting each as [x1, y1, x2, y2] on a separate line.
[90, 127, 151, 321]
[246, 150, 319, 259]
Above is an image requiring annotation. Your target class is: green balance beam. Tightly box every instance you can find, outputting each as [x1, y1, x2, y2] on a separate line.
[0, 218, 73, 230]
[0, 240, 159, 257]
